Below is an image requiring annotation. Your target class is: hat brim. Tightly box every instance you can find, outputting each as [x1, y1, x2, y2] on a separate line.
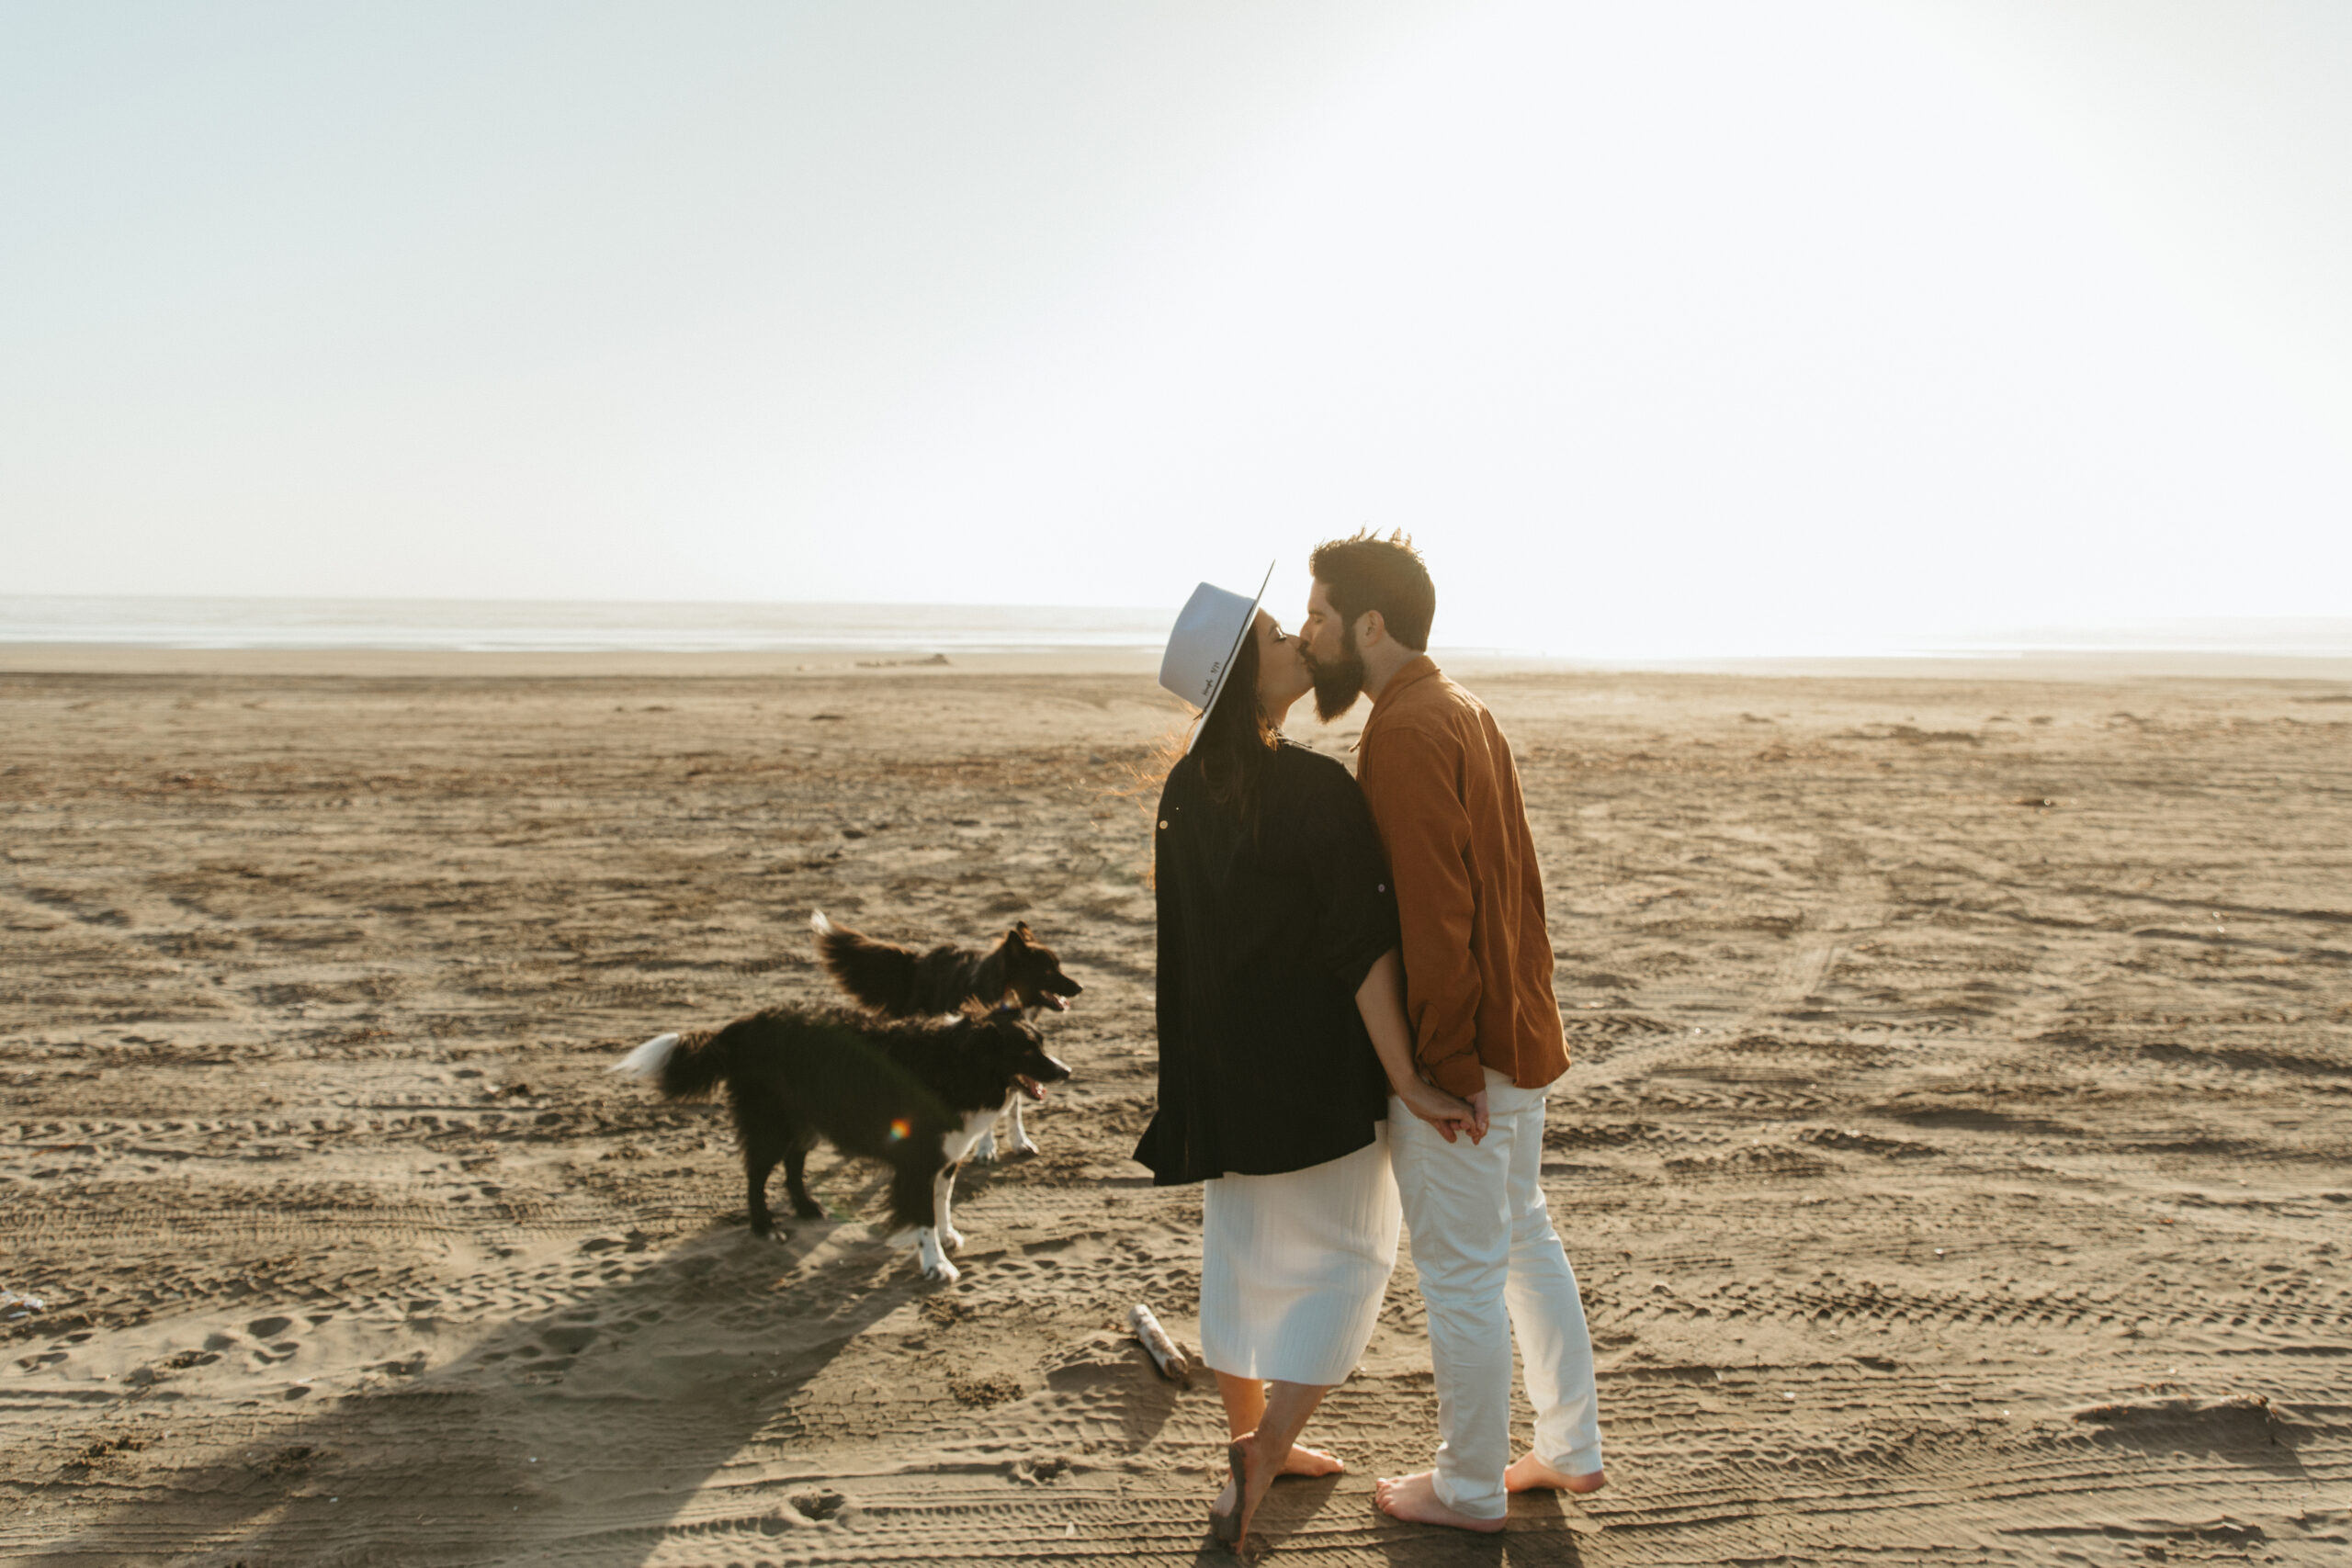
[1185, 561, 1274, 755]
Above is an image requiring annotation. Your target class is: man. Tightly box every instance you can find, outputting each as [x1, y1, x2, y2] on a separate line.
[1300, 530, 1604, 1533]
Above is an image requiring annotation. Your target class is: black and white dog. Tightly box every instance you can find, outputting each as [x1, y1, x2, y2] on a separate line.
[810, 910, 1081, 1162]
[610, 1002, 1069, 1282]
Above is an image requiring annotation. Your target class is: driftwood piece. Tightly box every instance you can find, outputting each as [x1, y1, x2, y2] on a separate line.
[1128, 1302, 1192, 1386]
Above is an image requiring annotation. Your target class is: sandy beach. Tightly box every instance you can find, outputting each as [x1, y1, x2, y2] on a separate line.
[3, 651, 2348, 1566]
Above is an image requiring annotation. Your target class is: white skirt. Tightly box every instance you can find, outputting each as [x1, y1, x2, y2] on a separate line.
[1200, 1124, 1403, 1385]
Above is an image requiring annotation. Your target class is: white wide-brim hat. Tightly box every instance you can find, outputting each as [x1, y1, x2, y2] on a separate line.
[1158, 564, 1273, 754]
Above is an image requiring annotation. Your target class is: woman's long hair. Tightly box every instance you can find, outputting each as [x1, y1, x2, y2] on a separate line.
[1190, 622, 1280, 824]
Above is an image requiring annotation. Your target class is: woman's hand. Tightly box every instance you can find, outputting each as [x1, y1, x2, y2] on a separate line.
[1356, 949, 1488, 1142]
[1391, 1074, 1480, 1144]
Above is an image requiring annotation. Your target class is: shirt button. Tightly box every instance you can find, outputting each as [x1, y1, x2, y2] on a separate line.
[1377, 884, 1386, 892]
[1159, 821, 1170, 829]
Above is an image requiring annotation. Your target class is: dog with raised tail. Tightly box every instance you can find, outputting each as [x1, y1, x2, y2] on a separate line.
[610, 1003, 1069, 1283]
[810, 910, 1081, 1161]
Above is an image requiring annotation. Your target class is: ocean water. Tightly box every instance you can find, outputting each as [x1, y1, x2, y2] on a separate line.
[1, 596, 2347, 660]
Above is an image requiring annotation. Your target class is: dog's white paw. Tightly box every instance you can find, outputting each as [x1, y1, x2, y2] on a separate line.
[943, 1226, 967, 1253]
[917, 1227, 960, 1282]
[970, 1129, 999, 1164]
[1004, 1133, 1039, 1157]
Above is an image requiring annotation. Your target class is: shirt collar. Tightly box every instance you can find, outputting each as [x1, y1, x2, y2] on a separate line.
[1366, 653, 1441, 727]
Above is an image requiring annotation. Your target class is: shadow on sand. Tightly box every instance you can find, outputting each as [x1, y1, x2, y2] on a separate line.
[31, 1218, 966, 1567]
[1169, 1464, 1592, 1565]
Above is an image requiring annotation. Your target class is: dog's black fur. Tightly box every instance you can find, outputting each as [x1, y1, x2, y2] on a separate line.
[811, 910, 1082, 1018]
[616, 1003, 1069, 1243]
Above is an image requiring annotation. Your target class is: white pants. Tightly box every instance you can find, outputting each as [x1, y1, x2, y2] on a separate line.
[1389, 1066, 1602, 1521]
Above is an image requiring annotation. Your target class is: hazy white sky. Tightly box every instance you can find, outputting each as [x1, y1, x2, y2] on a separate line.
[4, 1, 2346, 654]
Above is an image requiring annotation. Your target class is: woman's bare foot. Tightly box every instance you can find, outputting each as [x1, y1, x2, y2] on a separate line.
[1209, 1440, 1247, 1551]
[1206, 1377, 1339, 1551]
[1372, 1471, 1507, 1533]
[1503, 1452, 1606, 1495]
[1209, 1436, 1279, 1552]
[1210, 1435, 1343, 1548]
[1280, 1444, 1345, 1477]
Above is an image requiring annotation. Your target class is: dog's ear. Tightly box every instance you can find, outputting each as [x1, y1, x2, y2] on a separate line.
[1004, 924, 1030, 949]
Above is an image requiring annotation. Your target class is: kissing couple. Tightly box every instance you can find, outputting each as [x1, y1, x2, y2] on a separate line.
[1134, 531, 1607, 1551]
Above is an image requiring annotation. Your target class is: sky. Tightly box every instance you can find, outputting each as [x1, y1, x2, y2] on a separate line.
[3, 0, 2347, 656]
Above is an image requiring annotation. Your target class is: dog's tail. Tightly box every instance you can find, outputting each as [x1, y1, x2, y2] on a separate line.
[608, 1029, 729, 1100]
[810, 909, 918, 1015]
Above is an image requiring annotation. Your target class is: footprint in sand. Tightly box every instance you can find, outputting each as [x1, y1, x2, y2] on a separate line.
[538, 1325, 598, 1358]
[237, 1317, 303, 1368]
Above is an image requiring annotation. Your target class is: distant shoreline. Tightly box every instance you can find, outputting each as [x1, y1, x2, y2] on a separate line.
[4, 642, 2348, 683]
[6, 596, 2349, 671]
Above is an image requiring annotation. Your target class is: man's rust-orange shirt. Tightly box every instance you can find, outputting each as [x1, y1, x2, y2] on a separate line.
[1354, 655, 1568, 1102]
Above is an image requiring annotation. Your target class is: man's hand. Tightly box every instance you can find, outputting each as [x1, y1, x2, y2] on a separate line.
[1466, 1089, 1489, 1145]
[1393, 1076, 1478, 1144]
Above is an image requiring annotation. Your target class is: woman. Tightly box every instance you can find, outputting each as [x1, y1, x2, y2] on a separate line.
[1136, 580, 1478, 1551]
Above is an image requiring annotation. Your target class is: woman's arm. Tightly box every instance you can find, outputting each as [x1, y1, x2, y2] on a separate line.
[1355, 948, 1484, 1143]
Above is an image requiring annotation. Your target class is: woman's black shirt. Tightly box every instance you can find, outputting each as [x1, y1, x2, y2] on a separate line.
[1134, 740, 1401, 1185]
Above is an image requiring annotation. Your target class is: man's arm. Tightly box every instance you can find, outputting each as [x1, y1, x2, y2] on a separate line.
[1358, 721, 1486, 1103]
[1353, 949, 1482, 1142]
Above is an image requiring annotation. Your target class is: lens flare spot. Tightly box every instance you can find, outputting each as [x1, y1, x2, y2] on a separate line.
[888, 1118, 910, 1143]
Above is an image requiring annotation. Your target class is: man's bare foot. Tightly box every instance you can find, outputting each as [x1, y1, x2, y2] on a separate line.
[1504, 1452, 1606, 1495]
[1372, 1471, 1506, 1533]
[1279, 1444, 1345, 1478]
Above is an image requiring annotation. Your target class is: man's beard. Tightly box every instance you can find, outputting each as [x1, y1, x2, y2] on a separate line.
[1306, 631, 1366, 722]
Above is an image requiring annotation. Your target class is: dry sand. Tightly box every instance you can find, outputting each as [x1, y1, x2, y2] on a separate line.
[3, 651, 2348, 1566]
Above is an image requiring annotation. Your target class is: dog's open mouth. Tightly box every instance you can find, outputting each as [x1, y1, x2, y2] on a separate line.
[1040, 994, 1069, 1012]
[1015, 1074, 1048, 1102]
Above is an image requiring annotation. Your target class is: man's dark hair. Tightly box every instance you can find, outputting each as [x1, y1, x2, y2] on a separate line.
[1308, 530, 1435, 652]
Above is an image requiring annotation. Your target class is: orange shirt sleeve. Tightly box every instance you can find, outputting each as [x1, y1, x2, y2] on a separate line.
[1358, 719, 1487, 1102]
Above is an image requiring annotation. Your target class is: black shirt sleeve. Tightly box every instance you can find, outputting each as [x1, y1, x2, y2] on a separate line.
[1293, 753, 1401, 997]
